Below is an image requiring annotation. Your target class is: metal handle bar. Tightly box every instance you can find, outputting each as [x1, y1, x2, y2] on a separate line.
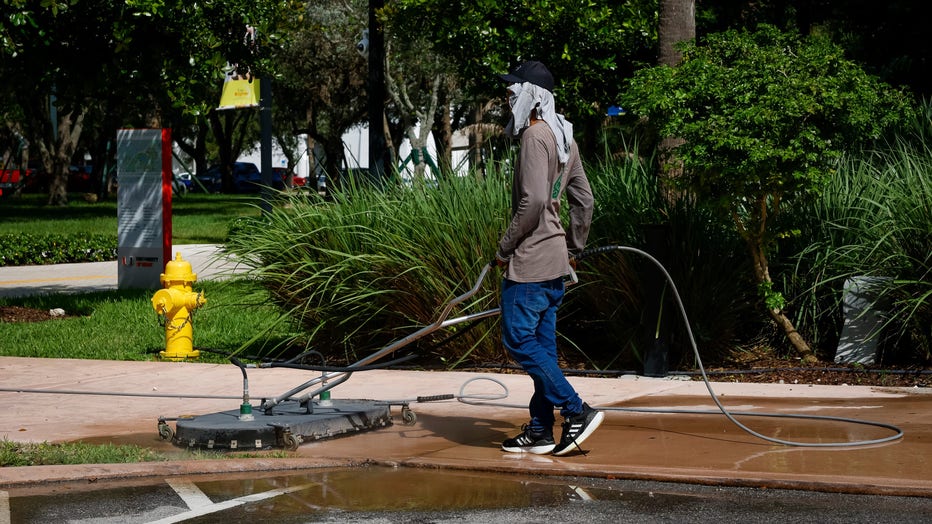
[259, 263, 498, 411]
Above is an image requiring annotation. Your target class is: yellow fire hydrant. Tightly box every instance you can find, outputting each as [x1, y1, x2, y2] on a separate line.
[152, 253, 206, 361]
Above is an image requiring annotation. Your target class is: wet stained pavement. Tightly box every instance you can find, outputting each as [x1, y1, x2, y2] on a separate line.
[27, 392, 929, 495]
[276, 392, 932, 496]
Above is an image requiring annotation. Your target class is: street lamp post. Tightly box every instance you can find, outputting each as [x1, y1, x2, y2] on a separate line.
[368, 0, 387, 182]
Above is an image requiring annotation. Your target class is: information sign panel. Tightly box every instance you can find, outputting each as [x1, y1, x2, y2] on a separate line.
[116, 129, 172, 290]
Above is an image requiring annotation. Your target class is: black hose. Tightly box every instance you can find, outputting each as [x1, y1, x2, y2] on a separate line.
[230, 357, 248, 381]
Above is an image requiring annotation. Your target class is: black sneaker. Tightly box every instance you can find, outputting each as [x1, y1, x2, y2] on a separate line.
[552, 403, 604, 456]
[501, 424, 556, 454]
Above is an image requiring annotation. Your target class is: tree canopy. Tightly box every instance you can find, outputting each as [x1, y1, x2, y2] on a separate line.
[387, 0, 658, 151]
[4, 1, 932, 204]
[0, 0, 290, 203]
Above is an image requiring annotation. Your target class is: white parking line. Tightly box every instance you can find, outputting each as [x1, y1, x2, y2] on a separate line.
[165, 479, 213, 509]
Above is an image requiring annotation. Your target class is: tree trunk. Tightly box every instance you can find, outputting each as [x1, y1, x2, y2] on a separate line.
[382, 110, 396, 171]
[657, 0, 696, 193]
[175, 122, 209, 182]
[469, 104, 484, 178]
[744, 230, 818, 364]
[659, 0, 695, 67]
[43, 109, 86, 207]
[208, 109, 253, 193]
[208, 110, 235, 192]
[387, 70, 442, 180]
[320, 136, 346, 187]
[406, 86, 437, 181]
[434, 90, 453, 177]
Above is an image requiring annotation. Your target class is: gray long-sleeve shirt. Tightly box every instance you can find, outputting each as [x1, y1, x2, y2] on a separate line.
[496, 122, 593, 283]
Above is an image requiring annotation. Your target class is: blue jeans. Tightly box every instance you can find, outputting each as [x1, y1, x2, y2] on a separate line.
[501, 278, 582, 434]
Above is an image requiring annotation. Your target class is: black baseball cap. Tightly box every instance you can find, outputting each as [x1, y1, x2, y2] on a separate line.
[499, 61, 554, 92]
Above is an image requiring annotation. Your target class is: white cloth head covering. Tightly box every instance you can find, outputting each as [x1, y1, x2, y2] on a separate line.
[504, 82, 574, 164]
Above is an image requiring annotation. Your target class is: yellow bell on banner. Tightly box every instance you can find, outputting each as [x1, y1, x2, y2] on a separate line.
[217, 79, 260, 110]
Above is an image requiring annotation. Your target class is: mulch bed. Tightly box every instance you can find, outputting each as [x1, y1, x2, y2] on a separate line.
[0, 305, 74, 323]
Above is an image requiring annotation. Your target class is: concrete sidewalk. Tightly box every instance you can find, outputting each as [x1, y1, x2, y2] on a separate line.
[0, 244, 240, 298]
[1, 356, 930, 497]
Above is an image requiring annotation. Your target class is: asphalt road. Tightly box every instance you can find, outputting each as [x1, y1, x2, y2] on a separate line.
[8, 467, 932, 523]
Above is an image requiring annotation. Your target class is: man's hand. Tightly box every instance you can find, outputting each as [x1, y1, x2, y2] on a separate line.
[568, 257, 577, 271]
[492, 253, 509, 269]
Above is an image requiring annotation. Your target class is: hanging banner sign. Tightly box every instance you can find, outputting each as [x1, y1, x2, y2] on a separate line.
[218, 78, 260, 110]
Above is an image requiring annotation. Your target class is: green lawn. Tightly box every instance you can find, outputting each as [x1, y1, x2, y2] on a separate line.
[0, 192, 265, 244]
[0, 191, 304, 362]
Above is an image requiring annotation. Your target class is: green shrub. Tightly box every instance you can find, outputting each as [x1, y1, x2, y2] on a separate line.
[622, 24, 916, 363]
[0, 233, 117, 266]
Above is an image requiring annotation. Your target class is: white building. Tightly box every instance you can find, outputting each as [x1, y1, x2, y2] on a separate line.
[232, 121, 471, 184]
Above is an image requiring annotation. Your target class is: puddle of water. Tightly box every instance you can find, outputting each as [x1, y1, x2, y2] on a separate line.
[13, 466, 932, 523]
[196, 467, 619, 513]
[9, 466, 673, 522]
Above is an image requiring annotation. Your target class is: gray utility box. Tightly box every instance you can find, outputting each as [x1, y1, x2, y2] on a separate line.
[834, 276, 891, 365]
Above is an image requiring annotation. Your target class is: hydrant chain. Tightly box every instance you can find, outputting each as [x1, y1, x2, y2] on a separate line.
[152, 253, 206, 361]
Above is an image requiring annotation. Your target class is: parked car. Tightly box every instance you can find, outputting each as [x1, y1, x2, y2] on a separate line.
[0, 168, 33, 197]
[290, 173, 307, 188]
[271, 168, 315, 190]
[195, 162, 262, 193]
[271, 167, 292, 190]
[195, 165, 223, 193]
[194, 166, 221, 193]
[316, 173, 328, 195]
[231, 162, 262, 192]
[172, 174, 190, 196]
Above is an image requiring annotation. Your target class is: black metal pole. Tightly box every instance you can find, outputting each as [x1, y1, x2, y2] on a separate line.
[368, 0, 387, 182]
[259, 77, 273, 214]
[642, 223, 671, 377]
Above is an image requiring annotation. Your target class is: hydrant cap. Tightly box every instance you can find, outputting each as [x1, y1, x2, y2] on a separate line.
[161, 252, 197, 285]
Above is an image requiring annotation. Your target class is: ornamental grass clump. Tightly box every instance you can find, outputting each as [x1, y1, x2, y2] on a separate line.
[225, 172, 511, 366]
[787, 133, 932, 364]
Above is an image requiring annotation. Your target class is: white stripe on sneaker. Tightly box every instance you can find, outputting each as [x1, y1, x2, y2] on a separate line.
[552, 410, 604, 456]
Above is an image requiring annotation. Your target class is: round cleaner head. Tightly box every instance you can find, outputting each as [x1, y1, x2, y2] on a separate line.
[170, 399, 392, 451]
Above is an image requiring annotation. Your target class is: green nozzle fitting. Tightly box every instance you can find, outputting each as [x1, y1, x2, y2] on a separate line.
[319, 389, 332, 406]
[239, 401, 254, 421]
